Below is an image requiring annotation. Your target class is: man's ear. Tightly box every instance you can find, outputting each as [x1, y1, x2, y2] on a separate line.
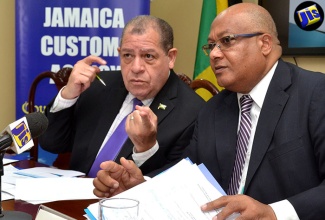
[167, 48, 177, 69]
[260, 34, 272, 56]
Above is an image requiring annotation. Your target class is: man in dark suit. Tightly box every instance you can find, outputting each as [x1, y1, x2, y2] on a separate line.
[39, 15, 204, 177]
[93, 3, 325, 219]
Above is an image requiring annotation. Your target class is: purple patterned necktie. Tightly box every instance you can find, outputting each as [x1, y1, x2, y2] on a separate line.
[88, 98, 143, 177]
[228, 95, 253, 195]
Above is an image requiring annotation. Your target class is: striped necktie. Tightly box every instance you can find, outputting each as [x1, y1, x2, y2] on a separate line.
[228, 95, 253, 195]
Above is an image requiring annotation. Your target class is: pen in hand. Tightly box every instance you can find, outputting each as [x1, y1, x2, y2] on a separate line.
[96, 74, 106, 86]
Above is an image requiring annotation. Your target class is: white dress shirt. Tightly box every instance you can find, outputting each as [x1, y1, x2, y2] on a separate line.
[236, 61, 299, 220]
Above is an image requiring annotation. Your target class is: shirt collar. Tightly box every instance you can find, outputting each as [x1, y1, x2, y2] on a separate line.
[127, 93, 154, 106]
[237, 61, 278, 109]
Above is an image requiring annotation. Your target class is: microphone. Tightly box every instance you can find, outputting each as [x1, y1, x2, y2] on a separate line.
[0, 112, 48, 219]
[0, 112, 49, 153]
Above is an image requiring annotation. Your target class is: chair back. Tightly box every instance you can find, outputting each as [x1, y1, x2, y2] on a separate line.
[176, 73, 192, 86]
[190, 79, 219, 96]
[28, 67, 72, 161]
[176, 73, 219, 97]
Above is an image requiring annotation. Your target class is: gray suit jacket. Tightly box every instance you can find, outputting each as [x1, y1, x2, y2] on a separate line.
[39, 69, 205, 175]
[185, 60, 325, 219]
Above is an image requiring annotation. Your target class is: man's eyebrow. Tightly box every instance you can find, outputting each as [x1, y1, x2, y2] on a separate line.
[120, 48, 134, 52]
[139, 48, 156, 53]
[207, 30, 232, 41]
[207, 37, 214, 42]
[120, 48, 157, 53]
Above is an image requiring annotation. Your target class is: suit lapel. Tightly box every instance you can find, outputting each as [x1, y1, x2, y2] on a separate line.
[215, 92, 240, 189]
[150, 70, 178, 124]
[89, 80, 128, 161]
[244, 60, 292, 191]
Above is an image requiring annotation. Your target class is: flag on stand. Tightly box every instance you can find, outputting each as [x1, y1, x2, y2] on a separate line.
[193, 0, 242, 101]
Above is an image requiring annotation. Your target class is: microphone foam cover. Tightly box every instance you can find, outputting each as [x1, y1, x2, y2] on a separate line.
[25, 112, 49, 138]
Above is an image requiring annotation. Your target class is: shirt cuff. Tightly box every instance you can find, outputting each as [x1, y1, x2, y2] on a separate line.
[50, 86, 79, 113]
[132, 141, 159, 167]
[269, 200, 300, 220]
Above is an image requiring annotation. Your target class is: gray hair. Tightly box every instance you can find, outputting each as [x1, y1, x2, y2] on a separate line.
[120, 15, 174, 54]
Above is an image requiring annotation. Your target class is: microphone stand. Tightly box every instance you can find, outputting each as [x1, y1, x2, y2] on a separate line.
[0, 150, 32, 219]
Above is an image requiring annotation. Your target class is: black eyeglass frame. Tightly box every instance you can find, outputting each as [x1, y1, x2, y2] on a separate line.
[202, 32, 264, 56]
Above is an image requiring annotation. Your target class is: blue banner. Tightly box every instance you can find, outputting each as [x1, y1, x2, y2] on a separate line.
[15, 0, 150, 164]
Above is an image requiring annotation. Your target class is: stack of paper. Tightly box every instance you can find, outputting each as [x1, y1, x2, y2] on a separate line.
[15, 177, 97, 204]
[1, 166, 98, 204]
[1, 165, 20, 200]
[85, 159, 237, 220]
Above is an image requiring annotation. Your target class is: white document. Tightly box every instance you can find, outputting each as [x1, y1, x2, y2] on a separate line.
[87, 159, 235, 220]
[2, 164, 21, 185]
[14, 167, 85, 178]
[1, 191, 15, 201]
[1, 165, 20, 200]
[1, 165, 91, 202]
[1, 182, 15, 200]
[3, 158, 18, 165]
[36, 205, 76, 220]
[15, 177, 98, 204]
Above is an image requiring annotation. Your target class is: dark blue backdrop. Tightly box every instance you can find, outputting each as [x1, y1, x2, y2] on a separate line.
[15, 0, 150, 165]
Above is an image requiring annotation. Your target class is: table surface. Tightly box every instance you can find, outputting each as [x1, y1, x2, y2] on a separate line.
[1, 160, 99, 219]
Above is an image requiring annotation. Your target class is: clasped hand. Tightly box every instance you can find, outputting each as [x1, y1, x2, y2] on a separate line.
[93, 157, 145, 198]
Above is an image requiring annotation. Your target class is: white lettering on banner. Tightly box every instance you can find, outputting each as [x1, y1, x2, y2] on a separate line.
[43, 7, 125, 28]
[41, 36, 120, 57]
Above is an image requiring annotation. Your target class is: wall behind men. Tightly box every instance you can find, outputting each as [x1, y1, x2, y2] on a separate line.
[0, 0, 325, 129]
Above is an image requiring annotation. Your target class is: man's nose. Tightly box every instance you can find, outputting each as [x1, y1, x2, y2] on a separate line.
[131, 57, 145, 73]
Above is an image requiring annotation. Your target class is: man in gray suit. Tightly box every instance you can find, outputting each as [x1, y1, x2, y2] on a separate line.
[39, 15, 204, 177]
[93, 3, 325, 219]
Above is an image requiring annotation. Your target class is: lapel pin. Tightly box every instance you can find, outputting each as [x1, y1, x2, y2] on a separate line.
[158, 103, 167, 110]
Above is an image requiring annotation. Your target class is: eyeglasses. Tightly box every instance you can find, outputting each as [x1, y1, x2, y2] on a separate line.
[202, 33, 264, 56]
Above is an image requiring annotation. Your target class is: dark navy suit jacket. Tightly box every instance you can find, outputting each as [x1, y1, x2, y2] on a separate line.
[185, 60, 325, 219]
[39, 69, 205, 175]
